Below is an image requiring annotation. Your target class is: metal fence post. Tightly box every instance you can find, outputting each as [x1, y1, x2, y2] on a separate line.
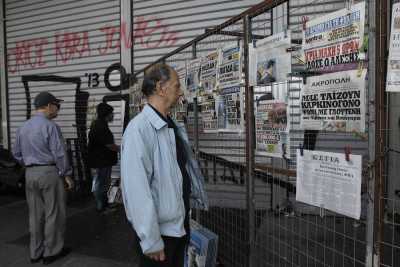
[192, 42, 201, 222]
[243, 14, 255, 267]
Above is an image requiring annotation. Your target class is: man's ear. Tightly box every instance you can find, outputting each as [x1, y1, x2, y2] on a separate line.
[155, 81, 166, 96]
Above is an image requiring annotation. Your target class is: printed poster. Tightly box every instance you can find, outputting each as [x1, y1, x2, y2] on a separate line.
[216, 87, 243, 132]
[255, 99, 290, 158]
[250, 31, 291, 86]
[296, 149, 362, 220]
[301, 69, 366, 132]
[386, 3, 400, 92]
[200, 50, 219, 93]
[218, 45, 242, 89]
[303, 2, 365, 73]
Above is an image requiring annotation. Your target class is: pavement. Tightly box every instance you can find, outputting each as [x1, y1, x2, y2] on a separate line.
[0, 190, 140, 267]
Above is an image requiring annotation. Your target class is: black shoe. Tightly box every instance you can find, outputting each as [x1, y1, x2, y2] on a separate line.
[30, 255, 43, 264]
[43, 247, 71, 265]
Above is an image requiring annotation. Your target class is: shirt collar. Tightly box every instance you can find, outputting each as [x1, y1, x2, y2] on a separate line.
[34, 111, 48, 118]
[142, 104, 168, 130]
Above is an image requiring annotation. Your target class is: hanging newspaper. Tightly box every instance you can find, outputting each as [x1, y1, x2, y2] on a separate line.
[301, 69, 366, 132]
[303, 2, 365, 73]
[255, 99, 290, 158]
[216, 88, 243, 132]
[171, 62, 187, 95]
[199, 94, 218, 132]
[386, 3, 400, 92]
[249, 31, 291, 86]
[200, 50, 219, 93]
[217, 45, 243, 132]
[186, 58, 201, 101]
[218, 45, 242, 89]
[296, 149, 362, 220]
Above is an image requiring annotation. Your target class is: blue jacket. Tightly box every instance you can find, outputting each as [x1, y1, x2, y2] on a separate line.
[121, 105, 208, 254]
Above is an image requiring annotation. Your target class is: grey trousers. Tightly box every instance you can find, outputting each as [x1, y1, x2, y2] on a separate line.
[25, 165, 66, 259]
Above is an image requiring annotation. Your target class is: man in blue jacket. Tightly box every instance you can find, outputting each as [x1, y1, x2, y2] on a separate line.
[121, 63, 207, 267]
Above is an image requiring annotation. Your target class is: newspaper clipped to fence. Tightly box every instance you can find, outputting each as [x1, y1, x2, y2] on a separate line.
[302, 1, 365, 73]
[249, 31, 291, 86]
[386, 3, 400, 92]
[200, 50, 219, 93]
[216, 44, 243, 132]
[218, 45, 242, 89]
[171, 62, 187, 96]
[186, 58, 201, 101]
[216, 88, 244, 132]
[255, 99, 290, 158]
[300, 69, 366, 132]
[296, 149, 362, 220]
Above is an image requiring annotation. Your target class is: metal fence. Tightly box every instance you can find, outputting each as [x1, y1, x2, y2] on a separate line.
[131, 0, 399, 266]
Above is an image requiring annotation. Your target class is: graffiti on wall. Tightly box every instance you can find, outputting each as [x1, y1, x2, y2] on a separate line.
[8, 16, 180, 74]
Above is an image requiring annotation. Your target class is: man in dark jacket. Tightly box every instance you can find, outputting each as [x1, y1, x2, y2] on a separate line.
[88, 102, 118, 212]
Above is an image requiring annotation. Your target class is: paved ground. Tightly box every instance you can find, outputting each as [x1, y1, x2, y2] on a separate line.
[0, 190, 140, 267]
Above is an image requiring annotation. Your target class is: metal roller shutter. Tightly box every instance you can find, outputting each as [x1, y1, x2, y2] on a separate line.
[5, 0, 122, 185]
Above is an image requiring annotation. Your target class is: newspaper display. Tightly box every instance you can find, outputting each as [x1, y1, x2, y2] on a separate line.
[301, 69, 366, 132]
[218, 45, 242, 89]
[172, 62, 187, 95]
[250, 31, 291, 86]
[296, 149, 362, 220]
[199, 95, 218, 132]
[200, 50, 219, 93]
[255, 99, 290, 158]
[217, 87, 243, 132]
[186, 58, 201, 102]
[386, 3, 400, 92]
[185, 220, 218, 267]
[303, 2, 365, 73]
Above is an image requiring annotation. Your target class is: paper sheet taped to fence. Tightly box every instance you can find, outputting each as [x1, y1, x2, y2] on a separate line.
[249, 31, 291, 86]
[386, 3, 400, 92]
[301, 69, 366, 132]
[302, 2, 365, 73]
[296, 149, 362, 220]
[255, 100, 290, 158]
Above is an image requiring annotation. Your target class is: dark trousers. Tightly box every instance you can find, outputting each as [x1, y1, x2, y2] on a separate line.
[92, 167, 111, 211]
[136, 235, 188, 267]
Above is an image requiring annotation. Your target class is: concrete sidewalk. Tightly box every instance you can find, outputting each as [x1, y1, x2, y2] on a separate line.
[0, 194, 139, 266]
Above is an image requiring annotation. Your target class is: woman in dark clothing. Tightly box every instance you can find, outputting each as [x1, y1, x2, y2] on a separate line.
[88, 102, 119, 212]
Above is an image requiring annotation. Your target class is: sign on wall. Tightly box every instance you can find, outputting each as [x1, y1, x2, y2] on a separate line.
[296, 149, 362, 220]
[300, 69, 366, 132]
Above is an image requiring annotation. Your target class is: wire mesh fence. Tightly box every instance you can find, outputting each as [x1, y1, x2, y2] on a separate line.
[130, 0, 400, 266]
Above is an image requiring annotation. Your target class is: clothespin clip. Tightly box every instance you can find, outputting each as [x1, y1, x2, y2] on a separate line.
[299, 143, 304, 156]
[301, 16, 309, 31]
[345, 145, 352, 161]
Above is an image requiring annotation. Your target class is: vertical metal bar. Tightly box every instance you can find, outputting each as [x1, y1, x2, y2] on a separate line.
[0, 0, 9, 149]
[243, 14, 255, 267]
[375, 0, 388, 265]
[192, 42, 201, 221]
[366, 0, 377, 264]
